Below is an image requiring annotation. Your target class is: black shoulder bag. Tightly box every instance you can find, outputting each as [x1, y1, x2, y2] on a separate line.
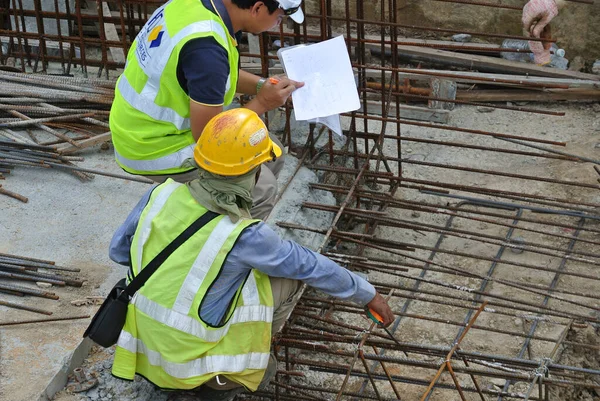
[83, 211, 218, 348]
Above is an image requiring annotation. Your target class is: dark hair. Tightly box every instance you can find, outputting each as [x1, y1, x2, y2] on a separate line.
[232, 0, 279, 14]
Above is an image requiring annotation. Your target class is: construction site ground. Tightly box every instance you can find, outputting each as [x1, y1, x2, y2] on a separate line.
[2, 0, 600, 397]
[0, 145, 149, 401]
[0, 100, 596, 401]
[0, 114, 337, 400]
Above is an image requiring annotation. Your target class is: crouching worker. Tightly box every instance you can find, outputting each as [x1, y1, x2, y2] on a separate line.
[108, 108, 395, 401]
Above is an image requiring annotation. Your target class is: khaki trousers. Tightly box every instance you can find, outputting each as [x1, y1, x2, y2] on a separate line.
[144, 135, 284, 221]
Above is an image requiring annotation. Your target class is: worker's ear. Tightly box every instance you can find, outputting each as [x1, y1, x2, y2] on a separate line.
[250, 1, 264, 17]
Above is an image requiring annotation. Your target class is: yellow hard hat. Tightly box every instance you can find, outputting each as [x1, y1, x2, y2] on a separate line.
[194, 109, 282, 176]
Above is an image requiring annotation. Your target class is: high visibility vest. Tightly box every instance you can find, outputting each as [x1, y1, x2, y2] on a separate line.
[110, 0, 239, 176]
[112, 179, 273, 391]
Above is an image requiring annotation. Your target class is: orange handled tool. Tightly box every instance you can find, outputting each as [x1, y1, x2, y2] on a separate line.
[366, 308, 384, 325]
[366, 308, 408, 356]
[269, 77, 280, 85]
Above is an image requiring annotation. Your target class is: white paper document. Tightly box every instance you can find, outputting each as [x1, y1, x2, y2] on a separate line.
[278, 36, 360, 121]
[309, 114, 342, 137]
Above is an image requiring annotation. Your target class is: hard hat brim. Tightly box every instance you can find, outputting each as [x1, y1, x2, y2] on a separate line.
[272, 141, 283, 158]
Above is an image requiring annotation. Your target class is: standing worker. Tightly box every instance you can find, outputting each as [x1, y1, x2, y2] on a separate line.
[522, 0, 566, 65]
[108, 109, 395, 401]
[110, 0, 305, 219]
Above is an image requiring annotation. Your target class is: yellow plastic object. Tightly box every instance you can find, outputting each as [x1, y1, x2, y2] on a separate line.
[194, 109, 282, 176]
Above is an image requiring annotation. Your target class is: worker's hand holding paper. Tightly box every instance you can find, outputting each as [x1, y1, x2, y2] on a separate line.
[278, 35, 360, 133]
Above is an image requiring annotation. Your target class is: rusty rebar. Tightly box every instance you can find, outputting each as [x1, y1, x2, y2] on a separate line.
[296, 298, 599, 351]
[0, 299, 52, 315]
[308, 15, 558, 43]
[278, 339, 600, 386]
[338, 115, 567, 146]
[0, 282, 58, 299]
[1, 156, 153, 184]
[0, 184, 28, 202]
[362, 88, 567, 116]
[0, 112, 95, 128]
[279, 221, 600, 289]
[309, 183, 600, 234]
[4, 110, 81, 147]
[302, 201, 600, 262]
[0, 315, 90, 327]
[309, 165, 600, 212]
[0, 270, 67, 286]
[0, 266, 82, 287]
[430, 0, 522, 10]
[0, 255, 80, 272]
[421, 301, 488, 400]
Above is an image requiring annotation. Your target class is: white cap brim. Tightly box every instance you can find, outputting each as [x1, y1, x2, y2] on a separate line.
[289, 7, 304, 23]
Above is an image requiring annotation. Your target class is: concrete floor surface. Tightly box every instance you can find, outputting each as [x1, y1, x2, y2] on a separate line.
[0, 145, 150, 401]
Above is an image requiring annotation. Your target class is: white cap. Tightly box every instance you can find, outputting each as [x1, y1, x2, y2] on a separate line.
[275, 0, 304, 23]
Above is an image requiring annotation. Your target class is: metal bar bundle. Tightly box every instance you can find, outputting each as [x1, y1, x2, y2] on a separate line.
[0, 139, 152, 197]
[0, 253, 83, 316]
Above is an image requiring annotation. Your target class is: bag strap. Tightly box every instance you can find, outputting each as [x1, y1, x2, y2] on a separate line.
[124, 211, 219, 298]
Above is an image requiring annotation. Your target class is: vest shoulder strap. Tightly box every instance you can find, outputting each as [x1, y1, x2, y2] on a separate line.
[123, 211, 220, 299]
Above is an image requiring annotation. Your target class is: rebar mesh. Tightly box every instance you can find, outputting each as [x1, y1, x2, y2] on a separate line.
[1, 1, 599, 400]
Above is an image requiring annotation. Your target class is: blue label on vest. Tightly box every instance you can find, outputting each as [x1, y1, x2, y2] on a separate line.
[136, 7, 166, 69]
[148, 26, 165, 48]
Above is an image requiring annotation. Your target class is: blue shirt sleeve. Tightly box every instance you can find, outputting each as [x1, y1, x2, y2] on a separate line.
[112, 203, 375, 325]
[233, 222, 376, 305]
[176, 37, 230, 106]
[200, 222, 376, 325]
[108, 187, 154, 266]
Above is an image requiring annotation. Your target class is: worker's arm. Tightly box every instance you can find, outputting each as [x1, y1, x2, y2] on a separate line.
[230, 222, 394, 325]
[237, 68, 304, 116]
[189, 75, 304, 138]
[237, 68, 304, 93]
[236, 69, 261, 95]
[108, 188, 154, 266]
[190, 101, 223, 141]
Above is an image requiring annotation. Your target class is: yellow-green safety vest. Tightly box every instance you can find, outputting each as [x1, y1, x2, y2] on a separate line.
[112, 179, 273, 391]
[110, 0, 239, 175]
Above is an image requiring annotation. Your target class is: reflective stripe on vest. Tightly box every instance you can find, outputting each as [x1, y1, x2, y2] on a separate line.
[117, 330, 270, 379]
[135, 180, 182, 273]
[117, 75, 190, 131]
[173, 216, 242, 314]
[242, 271, 260, 306]
[114, 143, 196, 173]
[128, 290, 272, 343]
[119, 20, 230, 131]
